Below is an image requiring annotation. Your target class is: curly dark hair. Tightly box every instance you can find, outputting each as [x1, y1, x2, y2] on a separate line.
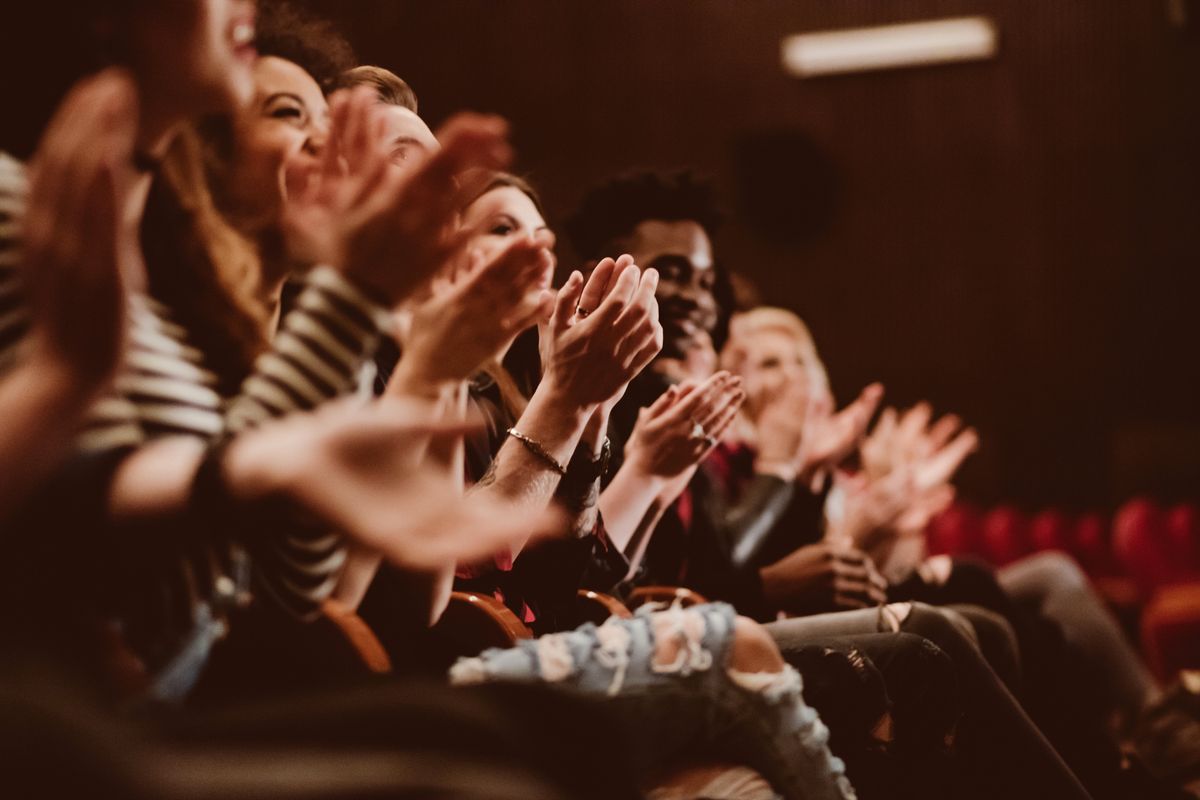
[564, 170, 723, 262]
[254, 0, 356, 93]
[565, 170, 734, 348]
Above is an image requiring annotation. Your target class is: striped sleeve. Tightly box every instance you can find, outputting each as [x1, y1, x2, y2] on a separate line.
[224, 266, 393, 619]
[0, 154, 30, 376]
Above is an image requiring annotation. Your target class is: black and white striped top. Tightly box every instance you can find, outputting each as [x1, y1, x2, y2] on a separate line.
[0, 152, 390, 668]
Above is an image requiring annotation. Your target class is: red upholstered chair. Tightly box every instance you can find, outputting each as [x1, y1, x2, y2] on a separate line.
[926, 502, 981, 557]
[1113, 498, 1174, 595]
[1028, 509, 1070, 554]
[1141, 582, 1200, 682]
[1071, 511, 1114, 575]
[980, 506, 1029, 566]
[1164, 504, 1200, 578]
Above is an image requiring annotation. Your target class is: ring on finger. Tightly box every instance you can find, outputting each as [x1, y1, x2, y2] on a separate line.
[688, 421, 707, 441]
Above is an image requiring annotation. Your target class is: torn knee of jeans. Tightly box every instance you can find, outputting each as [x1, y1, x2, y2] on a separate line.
[650, 607, 713, 676]
[879, 602, 912, 632]
[726, 662, 805, 707]
[536, 633, 577, 683]
[595, 617, 634, 695]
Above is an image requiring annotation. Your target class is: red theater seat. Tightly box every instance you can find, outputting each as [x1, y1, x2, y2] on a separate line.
[980, 506, 1029, 566]
[1141, 582, 1200, 682]
[1029, 509, 1070, 553]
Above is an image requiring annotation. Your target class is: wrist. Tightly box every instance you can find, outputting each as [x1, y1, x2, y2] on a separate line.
[387, 355, 458, 400]
[582, 406, 611, 456]
[754, 456, 800, 483]
[517, 380, 595, 464]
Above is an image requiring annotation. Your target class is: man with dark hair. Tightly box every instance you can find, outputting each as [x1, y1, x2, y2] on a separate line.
[567, 170, 776, 605]
[567, 171, 735, 357]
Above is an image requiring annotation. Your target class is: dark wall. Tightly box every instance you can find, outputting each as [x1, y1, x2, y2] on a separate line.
[306, 0, 1199, 507]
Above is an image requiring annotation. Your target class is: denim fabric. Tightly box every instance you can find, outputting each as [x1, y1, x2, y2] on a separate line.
[143, 602, 228, 705]
[451, 602, 854, 800]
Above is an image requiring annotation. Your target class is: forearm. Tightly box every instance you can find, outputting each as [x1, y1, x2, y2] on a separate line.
[599, 464, 668, 553]
[558, 408, 609, 539]
[106, 437, 207, 521]
[471, 381, 590, 508]
[332, 544, 383, 611]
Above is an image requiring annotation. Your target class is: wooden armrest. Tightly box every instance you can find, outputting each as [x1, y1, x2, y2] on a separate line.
[432, 592, 533, 659]
[576, 589, 634, 625]
[320, 598, 392, 674]
[627, 586, 709, 610]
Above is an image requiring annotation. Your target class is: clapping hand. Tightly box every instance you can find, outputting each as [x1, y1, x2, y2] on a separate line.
[22, 68, 140, 393]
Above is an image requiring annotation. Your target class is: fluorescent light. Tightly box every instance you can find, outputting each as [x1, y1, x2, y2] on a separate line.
[782, 16, 998, 78]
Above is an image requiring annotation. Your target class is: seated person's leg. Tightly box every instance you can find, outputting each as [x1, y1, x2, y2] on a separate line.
[1000, 550, 1159, 725]
[452, 604, 855, 800]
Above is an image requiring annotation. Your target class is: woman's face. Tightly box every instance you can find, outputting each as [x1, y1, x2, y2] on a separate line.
[737, 329, 817, 417]
[222, 56, 329, 232]
[460, 186, 554, 290]
[133, 0, 258, 116]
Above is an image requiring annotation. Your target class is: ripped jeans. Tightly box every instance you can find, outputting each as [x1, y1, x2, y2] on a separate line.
[451, 602, 855, 800]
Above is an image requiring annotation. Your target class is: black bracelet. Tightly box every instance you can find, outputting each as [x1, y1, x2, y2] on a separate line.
[187, 436, 254, 611]
[566, 436, 612, 484]
[506, 428, 568, 476]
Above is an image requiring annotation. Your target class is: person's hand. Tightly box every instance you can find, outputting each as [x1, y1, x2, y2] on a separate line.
[751, 374, 812, 481]
[624, 372, 744, 479]
[800, 382, 884, 482]
[281, 87, 389, 269]
[224, 397, 564, 570]
[538, 258, 663, 412]
[286, 89, 513, 307]
[21, 68, 139, 395]
[828, 468, 915, 551]
[389, 230, 556, 393]
[760, 541, 889, 615]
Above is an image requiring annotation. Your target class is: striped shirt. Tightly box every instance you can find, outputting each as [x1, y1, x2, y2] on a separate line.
[0, 153, 391, 673]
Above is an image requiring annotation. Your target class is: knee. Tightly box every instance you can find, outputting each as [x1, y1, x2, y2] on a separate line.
[729, 616, 786, 674]
[1019, 550, 1089, 592]
[901, 603, 979, 660]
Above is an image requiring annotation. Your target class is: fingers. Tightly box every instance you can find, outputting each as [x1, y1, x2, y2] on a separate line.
[704, 391, 744, 441]
[588, 263, 641, 327]
[612, 266, 659, 338]
[321, 90, 351, 182]
[660, 371, 730, 424]
[575, 257, 615, 316]
[465, 231, 556, 315]
[550, 271, 585, 334]
[626, 326, 664, 376]
[926, 412, 963, 451]
[695, 378, 746, 431]
[644, 382, 684, 419]
[851, 383, 885, 428]
[915, 426, 979, 490]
